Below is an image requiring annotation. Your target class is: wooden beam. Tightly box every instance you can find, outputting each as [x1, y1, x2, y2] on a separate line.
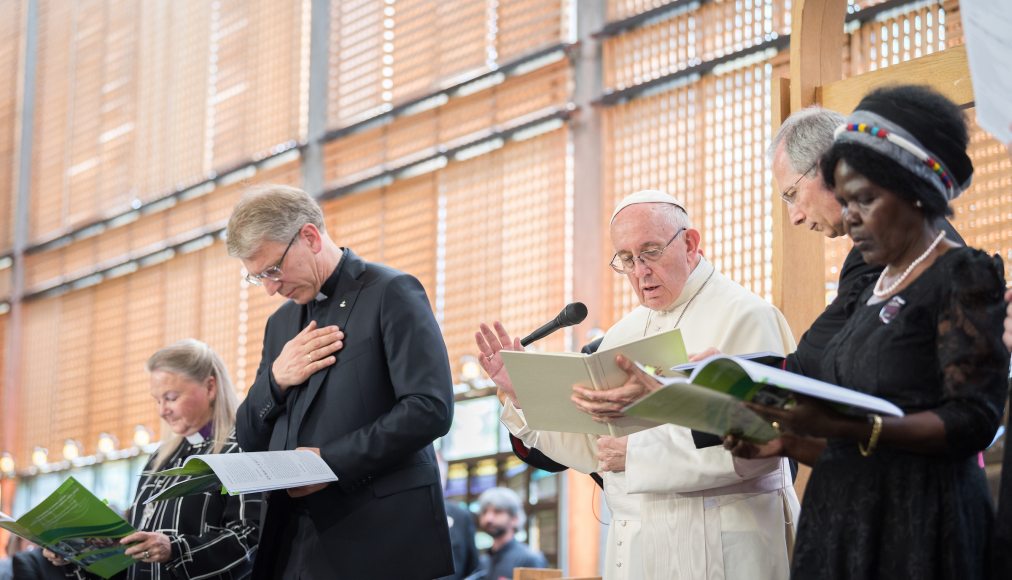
[776, 0, 848, 345]
[771, 74, 829, 341]
[819, 45, 972, 114]
[771, 77, 819, 503]
[514, 568, 563, 580]
[789, 0, 848, 111]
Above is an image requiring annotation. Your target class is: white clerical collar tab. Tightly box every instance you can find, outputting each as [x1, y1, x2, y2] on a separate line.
[185, 432, 205, 445]
[315, 292, 328, 302]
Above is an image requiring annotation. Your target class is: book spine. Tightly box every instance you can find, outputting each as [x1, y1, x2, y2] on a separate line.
[588, 354, 607, 390]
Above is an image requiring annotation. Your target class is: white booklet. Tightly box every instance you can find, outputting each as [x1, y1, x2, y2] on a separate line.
[623, 354, 904, 443]
[144, 450, 338, 503]
[500, 328, 687, 437]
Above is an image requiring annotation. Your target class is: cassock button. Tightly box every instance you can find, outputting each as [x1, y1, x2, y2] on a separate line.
[616, 562, 622, 568]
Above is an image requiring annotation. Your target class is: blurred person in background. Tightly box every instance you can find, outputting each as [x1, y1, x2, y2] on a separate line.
[475, 487, 546, 580]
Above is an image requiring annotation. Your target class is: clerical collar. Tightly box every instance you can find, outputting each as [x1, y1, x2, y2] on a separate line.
[186, 423, 214, 445]
[314, 248, 346, 303]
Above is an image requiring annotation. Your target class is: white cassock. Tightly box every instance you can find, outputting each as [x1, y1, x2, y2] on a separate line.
[502, 257, 801, 580]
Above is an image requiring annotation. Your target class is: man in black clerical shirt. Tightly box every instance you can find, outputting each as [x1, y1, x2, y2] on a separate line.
[227, 185, 454, 579]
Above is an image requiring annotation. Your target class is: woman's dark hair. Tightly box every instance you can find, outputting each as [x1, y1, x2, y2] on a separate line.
[820, 85, 972, 220]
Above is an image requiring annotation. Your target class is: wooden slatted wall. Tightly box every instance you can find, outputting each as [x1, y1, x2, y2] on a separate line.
[27, 0, 306, 245]
[10, 155, 300, 463]
[0, 0, 22, 255]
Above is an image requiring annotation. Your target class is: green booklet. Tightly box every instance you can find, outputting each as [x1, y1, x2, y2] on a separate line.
[623, 354, 905, 443]
[0, 477, 135, 578]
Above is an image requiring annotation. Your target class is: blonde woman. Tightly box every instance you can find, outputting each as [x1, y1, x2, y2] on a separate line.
[46, 340, 261, 579]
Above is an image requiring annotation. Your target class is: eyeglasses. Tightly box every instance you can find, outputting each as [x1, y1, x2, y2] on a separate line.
[243, 231, 299, 286]
[610, 227, 687, 274]
[780, 160, 819, 205]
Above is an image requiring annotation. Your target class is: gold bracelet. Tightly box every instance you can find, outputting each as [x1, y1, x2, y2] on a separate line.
[858, 414, 883, 457]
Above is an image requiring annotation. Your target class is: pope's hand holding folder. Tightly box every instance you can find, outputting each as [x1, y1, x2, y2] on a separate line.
[496, 327, 688, 437]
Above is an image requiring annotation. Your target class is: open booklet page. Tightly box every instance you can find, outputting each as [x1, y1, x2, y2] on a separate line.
[145, 450, 338, 503]
[621, 372, 780, 442]
[623, 354, 904, 443]
[500, 327, 687, 437]
[0, 477, 135, 579]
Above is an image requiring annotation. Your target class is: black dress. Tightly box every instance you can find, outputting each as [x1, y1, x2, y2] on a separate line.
[786, 218, 963, 382]
[792, 247, 1009, 580]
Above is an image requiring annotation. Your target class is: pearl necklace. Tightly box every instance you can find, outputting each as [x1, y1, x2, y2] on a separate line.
[872, 230, 946, 298]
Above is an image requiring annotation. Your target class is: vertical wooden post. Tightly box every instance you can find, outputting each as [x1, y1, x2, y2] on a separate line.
[772, 0, 847, 344]
[568, 0, 606, 573]
[773, 0, 847, 498]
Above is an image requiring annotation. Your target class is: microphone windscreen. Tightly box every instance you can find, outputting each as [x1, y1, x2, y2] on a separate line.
[560, 302, 588, 326]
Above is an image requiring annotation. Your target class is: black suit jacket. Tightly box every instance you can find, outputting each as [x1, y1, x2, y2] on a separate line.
[237, 248, 455, 579]
[438, 501, 480, 580]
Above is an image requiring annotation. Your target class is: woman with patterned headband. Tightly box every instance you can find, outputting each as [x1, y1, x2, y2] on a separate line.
[726, 85, 1008, 579]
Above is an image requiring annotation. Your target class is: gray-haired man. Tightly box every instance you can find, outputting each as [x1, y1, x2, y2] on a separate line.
[227, 185, 455, 579]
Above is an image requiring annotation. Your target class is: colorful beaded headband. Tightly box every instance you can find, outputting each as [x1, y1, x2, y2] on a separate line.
[833, 110, 965, 203]
[836, 123, 954, 191]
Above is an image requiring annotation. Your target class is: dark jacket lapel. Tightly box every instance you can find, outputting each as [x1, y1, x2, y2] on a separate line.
[288, 250, 366, 438]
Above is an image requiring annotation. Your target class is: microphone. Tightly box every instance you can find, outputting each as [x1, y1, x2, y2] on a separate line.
[520, 302, 588, 347]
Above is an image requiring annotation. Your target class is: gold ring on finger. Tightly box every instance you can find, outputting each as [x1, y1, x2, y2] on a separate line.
[771, 421, 781, 433]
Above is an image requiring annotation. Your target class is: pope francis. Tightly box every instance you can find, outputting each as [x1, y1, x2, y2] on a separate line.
[476, 190, 800, 580]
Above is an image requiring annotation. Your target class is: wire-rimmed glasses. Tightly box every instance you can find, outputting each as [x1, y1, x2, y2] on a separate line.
[243, 230, 299, 286]
[609, 227, 687, 274]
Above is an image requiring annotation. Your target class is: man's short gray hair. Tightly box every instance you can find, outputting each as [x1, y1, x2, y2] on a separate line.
[767, 107, 846, 173]
[226, 185, 327, 259]
[478, 487, 526, 530]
